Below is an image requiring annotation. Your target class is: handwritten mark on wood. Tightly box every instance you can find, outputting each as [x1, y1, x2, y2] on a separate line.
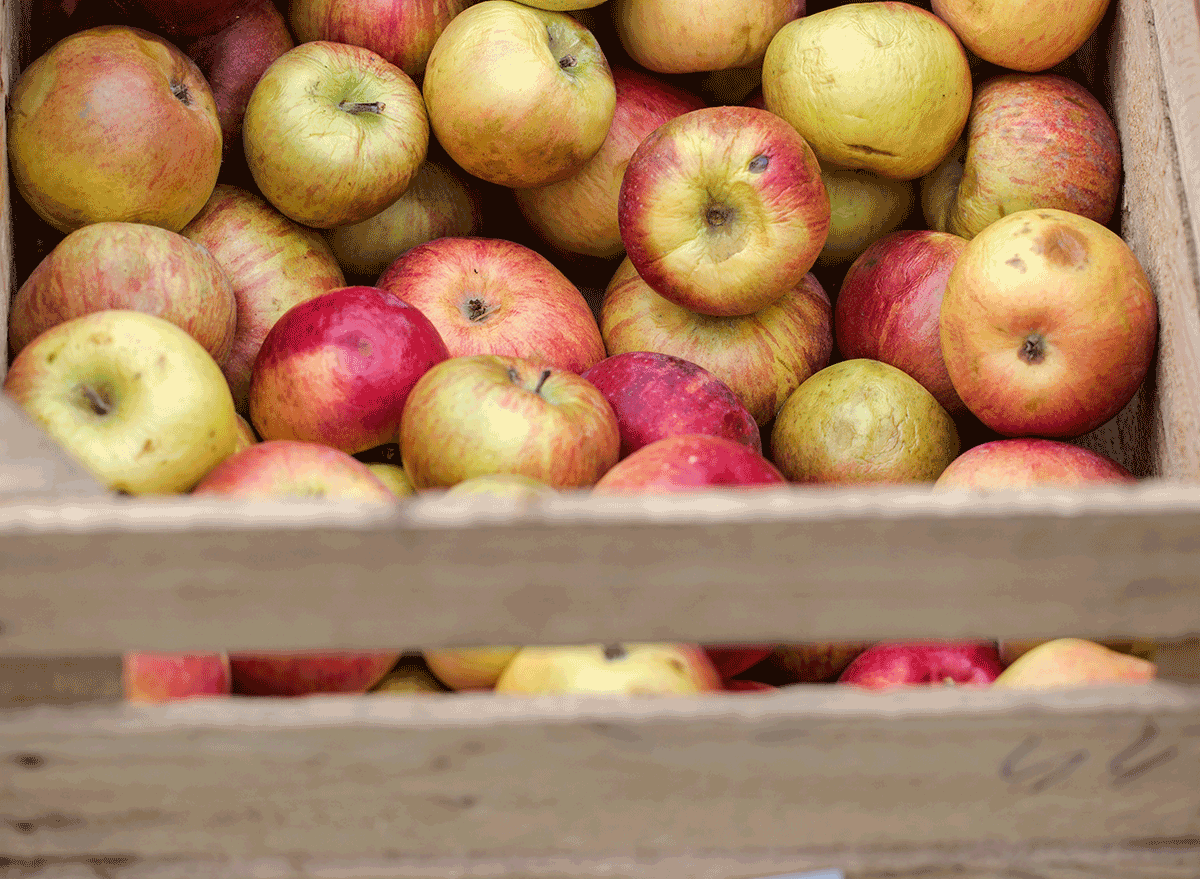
[999, 734, 1090, 794]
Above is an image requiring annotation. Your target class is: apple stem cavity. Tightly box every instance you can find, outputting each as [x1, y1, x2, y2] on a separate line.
[603, 644, 627, 661]
[1020, 333, 1048, 365]
[706, 205, 732, 228]
[170, 81, 191, 106]
[77, 383, 113, 416]
[339, 100, 386, 115]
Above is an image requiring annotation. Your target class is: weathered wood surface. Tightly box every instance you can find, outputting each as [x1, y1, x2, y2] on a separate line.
[0, 684, 1197, 873]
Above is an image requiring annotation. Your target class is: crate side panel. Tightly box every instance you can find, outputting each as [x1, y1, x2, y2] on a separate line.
[0, 687, 1197, 862]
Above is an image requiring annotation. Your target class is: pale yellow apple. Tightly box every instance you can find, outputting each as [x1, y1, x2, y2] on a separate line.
[445, 473, 556, 500]
[234, 413, 259, 451]
[3, 310, 240, 495]
[495, 643, 725, 695]
[992, 638, 1157, 689]
[371, 655, 450, 693]
[366, 462, 416, 498]
[818, 167, 916, 266]
[424, 646, 522, 690]
[762, 3, 972, 179]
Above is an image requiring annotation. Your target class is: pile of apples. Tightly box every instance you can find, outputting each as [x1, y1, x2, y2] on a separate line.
[5, 0, 1163, 699]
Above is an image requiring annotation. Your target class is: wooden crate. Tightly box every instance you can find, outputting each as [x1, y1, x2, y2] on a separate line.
[2, 1, 1200, 876]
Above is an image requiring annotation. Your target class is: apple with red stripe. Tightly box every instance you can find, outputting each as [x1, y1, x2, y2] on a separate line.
[593, 434, 787, 494]
[249, 286, 449, 455]
[934, 438, 1137, 490]
[192, 439, 398, 501]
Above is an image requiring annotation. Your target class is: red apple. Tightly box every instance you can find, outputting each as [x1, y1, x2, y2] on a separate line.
[230, 651, 403, 696]
[939, 209, 1157, 437]
[9, 221, 237, 367]
[703, 644, 775, 680]
[399, 353, 620, 489]
[724, 679, 779, 692]
[120, 0, 254, 39]
[581, 351, 761, 458]
[8, 25, 223, 234]
[763, 642, 874, 683]
[934, 438, 1137, 490]
[191, 439, 399, 502]
[593, 433, 787, 494]
[618, 105, 830, 317]
[184, 0, 295, 157]
[180, 184, 348, 415]
[835, 229, 969, 414]
[838, 641, 1005, 690]
[376, 237, 607, 374]
[249, 286, 450, 454]
[600, 259, 833, 426]
[513, 66, 706, 260]
[124, 652, 232, 702]
[922, 74, 1121, 240]
[289, 0, 474, 79]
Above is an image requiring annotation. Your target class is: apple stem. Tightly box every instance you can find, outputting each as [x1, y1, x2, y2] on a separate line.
[1020, 333, 1047, 364]
[79, 384, 112, 416]
[339, 100, 386, 115]
[533, 369, 552, 395]
[559, 54, 577, 69]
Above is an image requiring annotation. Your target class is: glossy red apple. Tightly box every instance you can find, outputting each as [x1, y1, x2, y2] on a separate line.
[703, 644, 775, 680]
[249, 286, 450, 454]
[124, 652, 232, 702]
[230, 651, 404, 696]
[582, 352, 761, 458]
[593, 433, 787, 494]
[838, 641, 1005, 690]
[835, 229, 969, 414]
[934, 438, 1138, 490]
[376, 237, 606, 374]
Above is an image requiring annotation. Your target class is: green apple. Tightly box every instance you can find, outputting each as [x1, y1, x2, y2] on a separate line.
[3, 310, 240, 495]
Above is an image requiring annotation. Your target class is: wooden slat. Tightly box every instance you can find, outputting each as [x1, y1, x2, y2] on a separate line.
[0, 483, 1200, 653]
[0, 397, 112, 501]
[0, 685, 1196, 867]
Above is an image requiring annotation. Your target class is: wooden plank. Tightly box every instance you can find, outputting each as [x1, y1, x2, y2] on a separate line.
[0, 397, 113, 500]
[0, 484, 1199, 653]
[0, 656, 121, 707]
[0, 685, 1196, 864]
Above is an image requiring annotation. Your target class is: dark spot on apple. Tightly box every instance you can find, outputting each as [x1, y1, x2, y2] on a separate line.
[170, 80, 191, 106]
[559, 53, 577, 69]
[846, 143, 897, 157]
[1019, 333, 1047, 364]
[1032, 223, 1089, 269]
[139, 439, 155, 456]
[603, 643, 627, 661]
[668, 658, 685, 673]
[11, 753, 44, 769]
[507, 366, 520, 384]
[1020, 224, 1032, 234]
[748, 154, 769, 173]
[1006, 255, 1027, 273]
[46, 352, 56, 364]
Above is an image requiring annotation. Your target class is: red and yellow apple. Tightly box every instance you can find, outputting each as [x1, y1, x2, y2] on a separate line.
[934, 438, 1137, 490]
[191, 439, 399, 502]
[593, 433, 786, 494]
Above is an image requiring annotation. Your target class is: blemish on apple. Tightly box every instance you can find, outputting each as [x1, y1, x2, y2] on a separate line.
[748, 154, 769, 173]
[1006, 255, 1027, 273]
[1020, 333, 1047, 364]
[1033, 223, 1090, 269]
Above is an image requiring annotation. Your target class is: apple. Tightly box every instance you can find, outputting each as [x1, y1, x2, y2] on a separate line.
[618, 105, 829, 317]
[921, 74, 1121, 240]
[324, 160, 483, 279]
[399, 354, 620, 489]
[234, 413, 259, 451]
[230, 650, 404, 696]
[493, 643, 725, 695]
[762, 2, 972, 180]
[581, 351, 762, 458]
[180, 184, 348, 415]
[835, 229, 970, 415]
[997, 637, 1157, 667]
[512, 65, 706, 260]
[991, 638, 1157, 689]
[613, 0, 805, 74]
[838, 641, 1005, 689]
[817, 166, 916, 267]
[289, 0, 473, 79]
[375, 237, 607, 374]
[9, 222, 238, 368]
[365, 462, 417, 498]
[934, 438, 1137, 490]
[4, 310, 241, 495]
[771, 359, 960, 485]
[703, 645, 776, 681]
[763, 642, 874, 683]
[592, 434, 787, 494]
[424, 646, 522, 690]
[939, 208, 1157, 437]
[422, 1, 616, 188]
[184, 0, 295, 157]
[445, 473, 557, 500]
[118, 0, 253, 39]
[931, 0, 1111, 72]
[371, 655, 451, 693]
[243, 40, 430, 228]
[123, 652, 232, 702]
[600, 260, 833, 427]
[191, 439, 399, 502]
[248, 286, 450, 454]
[8, 25, 223, 234]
